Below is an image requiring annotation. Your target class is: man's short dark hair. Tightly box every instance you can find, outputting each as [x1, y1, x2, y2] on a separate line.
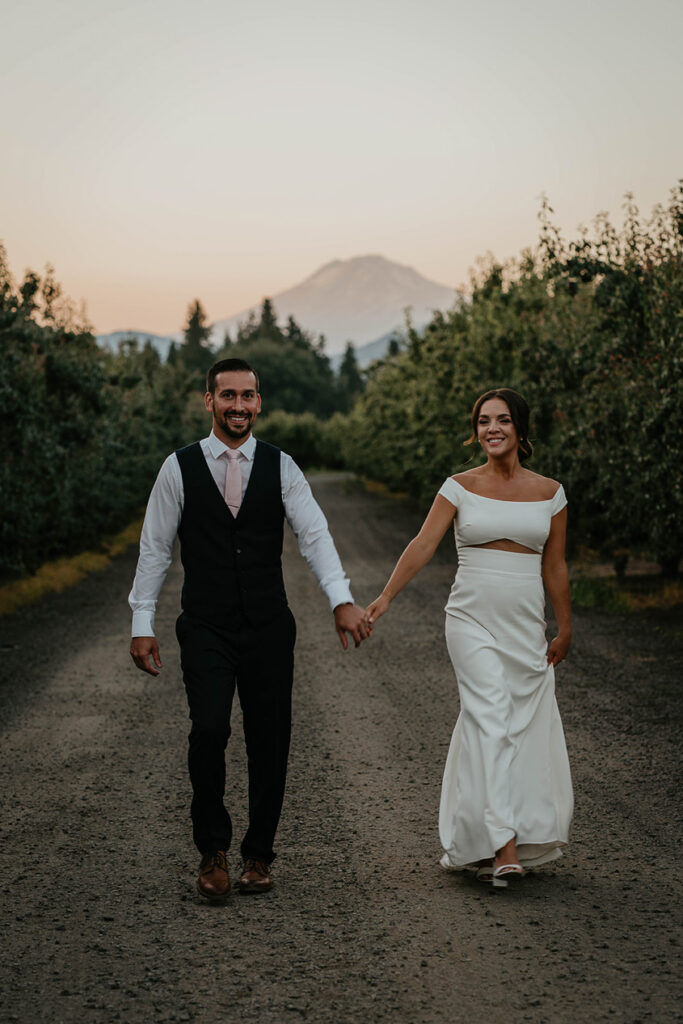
[207, 358, 260, 394]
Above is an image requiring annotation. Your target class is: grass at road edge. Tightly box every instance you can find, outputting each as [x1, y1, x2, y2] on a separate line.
[570, 575, 683, 613]
[1, 474, 680, 618]
[0, 518, 143, 616]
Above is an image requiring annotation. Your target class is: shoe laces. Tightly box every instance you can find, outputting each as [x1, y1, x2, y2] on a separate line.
[202, 850, 228, 873]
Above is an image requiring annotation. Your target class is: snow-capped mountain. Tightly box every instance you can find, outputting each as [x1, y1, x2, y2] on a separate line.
[96, 255, 457, 362]
[213, 254, 456, 354]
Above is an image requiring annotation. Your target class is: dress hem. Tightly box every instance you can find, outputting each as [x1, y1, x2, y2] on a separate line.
[439, 841, 567, 872]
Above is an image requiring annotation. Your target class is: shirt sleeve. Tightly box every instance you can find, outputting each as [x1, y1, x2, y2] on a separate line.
[437, 477, 462, 507]
[550, 484, 567, 516]
[280, 453, 354, 610]
[128, 454, 184, 636]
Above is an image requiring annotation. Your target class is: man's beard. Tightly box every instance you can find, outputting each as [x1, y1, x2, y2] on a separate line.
[217, 410, 253, 439]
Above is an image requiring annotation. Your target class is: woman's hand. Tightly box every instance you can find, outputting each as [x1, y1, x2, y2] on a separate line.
[547, 633, 571, 667]
[364, 593, 392, 627]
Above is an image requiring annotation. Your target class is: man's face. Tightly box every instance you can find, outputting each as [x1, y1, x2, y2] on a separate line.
[205, 371, 261, 443]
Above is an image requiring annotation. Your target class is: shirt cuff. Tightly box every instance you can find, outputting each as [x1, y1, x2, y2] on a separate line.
[325, 581, 355, 611]
[132, 611, 155, 637]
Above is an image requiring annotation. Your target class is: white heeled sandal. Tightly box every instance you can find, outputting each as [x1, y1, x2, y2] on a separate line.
[492, 863, 525, 888]
[475, 862, 494, 883]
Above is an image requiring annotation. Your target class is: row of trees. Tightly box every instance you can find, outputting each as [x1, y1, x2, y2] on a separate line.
[241, 185, 681, 576]
[335, 185, 682, 574]
[0, 249, 202, 576]
[169, 297, 364, 417]
[2, 183, 680, 578]
[0, 257, 363, 577]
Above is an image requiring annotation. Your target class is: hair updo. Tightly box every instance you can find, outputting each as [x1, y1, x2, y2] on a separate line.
[464, 387, 534, 463]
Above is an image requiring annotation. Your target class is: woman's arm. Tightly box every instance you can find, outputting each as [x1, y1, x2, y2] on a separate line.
[365, 494, 456, 624]
[541, 506, 572, 667]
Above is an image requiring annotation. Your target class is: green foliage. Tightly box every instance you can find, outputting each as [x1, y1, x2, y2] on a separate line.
[0, 266, 371, 577]
[338, 184, 683, 573]
[180, 299, 214, 388]
[7, 184, 678, 580]
[337, 342, 364, 412]
[317, 412, 351, 470]
[213, 298, 360, 418]
[0, 247, 199, 577]
[569, 577, 629, 613]
[256, 411, 324, 468]
[255, 409, 349, 470]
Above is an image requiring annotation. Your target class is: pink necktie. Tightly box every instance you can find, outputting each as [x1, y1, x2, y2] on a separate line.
[224, 450, 242, 517]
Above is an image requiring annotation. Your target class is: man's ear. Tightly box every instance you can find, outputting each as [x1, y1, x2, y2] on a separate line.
[204, 391, 213, 412]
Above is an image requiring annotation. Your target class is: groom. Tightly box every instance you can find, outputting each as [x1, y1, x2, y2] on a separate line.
[129, 357, 368, 900]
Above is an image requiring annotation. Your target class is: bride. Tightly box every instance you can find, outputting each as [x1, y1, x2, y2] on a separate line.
[365, 388, 573, 887]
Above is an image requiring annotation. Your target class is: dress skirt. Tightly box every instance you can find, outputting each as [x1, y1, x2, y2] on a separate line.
[439, 547, 573, 869]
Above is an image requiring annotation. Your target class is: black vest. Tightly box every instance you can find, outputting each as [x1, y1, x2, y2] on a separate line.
[175, 439, 287, 628]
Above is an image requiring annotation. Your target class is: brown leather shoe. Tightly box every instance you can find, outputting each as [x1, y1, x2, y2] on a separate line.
[197, 850, 230, 901]
[239, 858, 273, 894]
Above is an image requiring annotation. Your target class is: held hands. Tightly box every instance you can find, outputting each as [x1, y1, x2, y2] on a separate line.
[334, 603, 372, 650]
[363, 593, 391, 629]
[130, 636, 163, 676]
[547, 633, 571, 667]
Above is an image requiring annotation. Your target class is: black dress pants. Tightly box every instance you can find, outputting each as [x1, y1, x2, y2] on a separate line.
[176, 608, 296, 863]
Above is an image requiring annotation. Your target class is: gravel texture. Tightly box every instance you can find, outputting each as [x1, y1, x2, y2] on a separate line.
[0, 473, 681, 1024]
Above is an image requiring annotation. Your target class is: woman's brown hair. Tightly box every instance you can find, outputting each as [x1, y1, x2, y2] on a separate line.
[464, 387, 534, 463]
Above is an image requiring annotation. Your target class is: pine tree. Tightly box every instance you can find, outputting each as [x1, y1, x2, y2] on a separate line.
[285, 315, 307, 348]
[337, 342, 364, 411]
[181, 299, 214, 386]
[237, 310, 258, 344]
[259, 297, 280, 340]
[184, 299, 211, 348]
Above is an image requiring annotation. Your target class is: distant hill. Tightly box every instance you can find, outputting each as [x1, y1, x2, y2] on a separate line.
[353, 331, 404, 368]
[96, 330, 177, 361]
[213, 254, 456, 354]
[96, 254, 457, 363]
[328, 331, 404, 370]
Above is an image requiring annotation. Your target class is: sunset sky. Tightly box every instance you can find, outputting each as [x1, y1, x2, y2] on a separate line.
[2, 0, 681, 335]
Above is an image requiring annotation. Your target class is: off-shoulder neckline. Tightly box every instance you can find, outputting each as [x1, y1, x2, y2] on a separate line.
[446, 477, 562, 505]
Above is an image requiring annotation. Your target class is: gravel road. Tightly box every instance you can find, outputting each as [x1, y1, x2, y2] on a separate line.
[0, 473, 681, 1024]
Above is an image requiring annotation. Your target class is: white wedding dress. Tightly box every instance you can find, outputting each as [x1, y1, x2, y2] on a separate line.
[437, 478, 573, 870]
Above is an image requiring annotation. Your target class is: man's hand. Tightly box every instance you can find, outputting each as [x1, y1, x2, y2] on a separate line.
[333, 603, 371, 650]
[130, 636, 163, 676]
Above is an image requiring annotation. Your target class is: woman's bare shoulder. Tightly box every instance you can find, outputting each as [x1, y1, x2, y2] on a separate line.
[522, 469, 562, 499]
[451, 468, 485, 484]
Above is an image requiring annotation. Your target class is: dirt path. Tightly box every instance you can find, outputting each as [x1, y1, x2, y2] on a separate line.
[0, 473, 681, 1024]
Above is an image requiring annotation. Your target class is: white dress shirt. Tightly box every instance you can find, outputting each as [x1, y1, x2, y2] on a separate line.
[128, 431, 354, 636]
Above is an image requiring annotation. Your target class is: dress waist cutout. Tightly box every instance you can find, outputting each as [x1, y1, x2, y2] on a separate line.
[456, 546, 542, 576]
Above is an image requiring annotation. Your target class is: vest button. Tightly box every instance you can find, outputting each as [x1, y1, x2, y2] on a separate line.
[236, 548, 242, 554]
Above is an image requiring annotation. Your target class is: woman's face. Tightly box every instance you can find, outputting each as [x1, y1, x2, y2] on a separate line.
[476, 398, 519, 459]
